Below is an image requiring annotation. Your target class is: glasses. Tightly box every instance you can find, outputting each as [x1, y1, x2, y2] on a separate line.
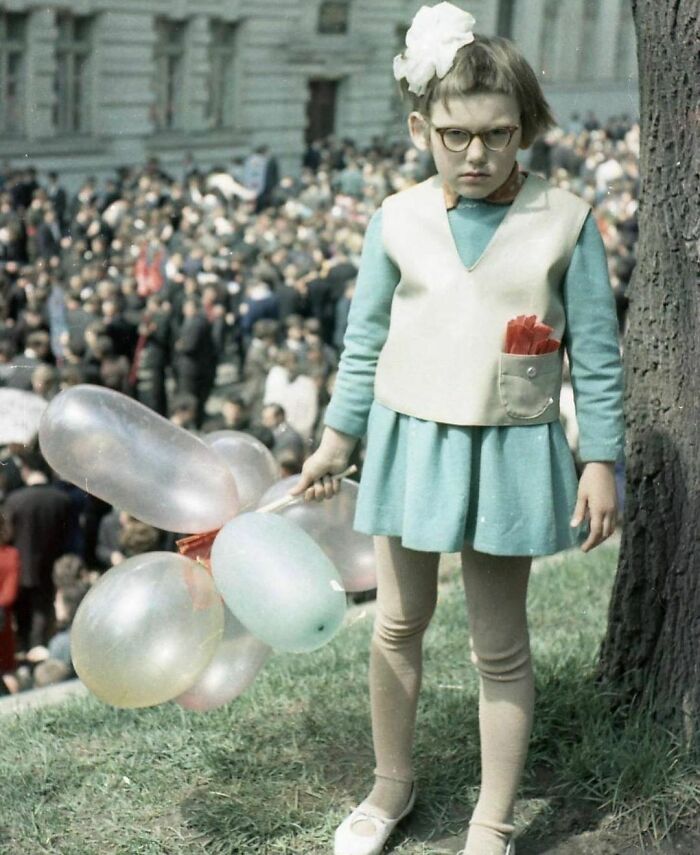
[431, 124, 520, 153]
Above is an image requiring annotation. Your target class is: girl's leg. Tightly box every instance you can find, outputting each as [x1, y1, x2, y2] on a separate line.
[352, 535, 439, 836]
[460, 543, 533, 855]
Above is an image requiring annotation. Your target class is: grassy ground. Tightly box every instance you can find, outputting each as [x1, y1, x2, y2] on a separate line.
[0, 542, 697, 854]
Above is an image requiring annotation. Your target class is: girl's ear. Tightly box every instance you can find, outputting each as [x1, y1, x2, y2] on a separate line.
[408, 112, 431, 152]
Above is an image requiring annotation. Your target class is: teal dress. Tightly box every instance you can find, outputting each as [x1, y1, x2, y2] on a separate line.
[324, 195, 624, 556]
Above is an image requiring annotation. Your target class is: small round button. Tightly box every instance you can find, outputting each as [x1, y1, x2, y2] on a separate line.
[526, 365, 538, 378]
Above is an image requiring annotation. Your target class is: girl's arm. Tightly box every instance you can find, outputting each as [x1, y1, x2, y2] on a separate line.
[292, 210, 399, 501]
[323, 209, 399, 437]
[562, 212, 625, 551]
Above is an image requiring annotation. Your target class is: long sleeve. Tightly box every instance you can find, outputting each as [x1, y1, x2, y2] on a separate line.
[324, 210, 399, 437]
[562, 212, 625, 462]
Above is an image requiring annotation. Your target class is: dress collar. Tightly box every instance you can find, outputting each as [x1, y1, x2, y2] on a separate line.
[443, 164, 526, 211]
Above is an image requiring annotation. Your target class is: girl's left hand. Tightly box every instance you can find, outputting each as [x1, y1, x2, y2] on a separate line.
[570, 461, 619, 552]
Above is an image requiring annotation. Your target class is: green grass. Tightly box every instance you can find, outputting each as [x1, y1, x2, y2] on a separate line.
[0, 543, 697, 854]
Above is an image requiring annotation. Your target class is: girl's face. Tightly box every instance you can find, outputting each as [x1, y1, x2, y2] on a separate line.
[409, 92, 524, 200]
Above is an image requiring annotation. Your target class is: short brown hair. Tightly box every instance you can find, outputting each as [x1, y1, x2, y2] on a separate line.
[398, 35, 555, 148]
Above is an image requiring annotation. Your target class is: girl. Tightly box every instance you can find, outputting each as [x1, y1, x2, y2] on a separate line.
[292, 5, 623, 854]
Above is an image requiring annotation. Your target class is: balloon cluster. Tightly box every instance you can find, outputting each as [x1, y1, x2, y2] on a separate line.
[38, 385, 375, 712]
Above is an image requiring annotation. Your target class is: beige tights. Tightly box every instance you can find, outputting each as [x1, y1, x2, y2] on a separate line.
[355, 536, 533, 854]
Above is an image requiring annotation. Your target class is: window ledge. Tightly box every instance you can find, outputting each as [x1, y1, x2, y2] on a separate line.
[0, 135, 110, 158]
[146, 128, 248, 151]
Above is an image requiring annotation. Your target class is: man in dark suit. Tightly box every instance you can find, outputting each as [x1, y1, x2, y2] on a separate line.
[46, 171, 68, 229]
[3, 451, 72, 650]
[173, 297, 218, 427]
[36, 209, 63, 260]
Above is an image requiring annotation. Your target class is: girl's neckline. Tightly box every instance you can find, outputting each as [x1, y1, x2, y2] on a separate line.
[443, 165, 527, 210]
[436, 172, 536, 273]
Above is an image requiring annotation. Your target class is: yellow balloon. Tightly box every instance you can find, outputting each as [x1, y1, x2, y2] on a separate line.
[71, 553, 224, 708]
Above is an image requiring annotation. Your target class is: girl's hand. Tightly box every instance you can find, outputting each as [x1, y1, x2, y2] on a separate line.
[570, 461, 618, 552]
[290, 427, 359, 503]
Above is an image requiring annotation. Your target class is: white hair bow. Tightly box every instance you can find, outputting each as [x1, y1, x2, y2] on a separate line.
[393, 3, 476, 96]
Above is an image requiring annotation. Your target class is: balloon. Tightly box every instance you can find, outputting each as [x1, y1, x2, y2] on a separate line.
[205, 430, 279, 511]
[257, 477, 376, 592]
[71, 552, 224, 708]
[39, 385, 240, 533]
[174, 607, 271, 712]
[210, 513, 347, 653]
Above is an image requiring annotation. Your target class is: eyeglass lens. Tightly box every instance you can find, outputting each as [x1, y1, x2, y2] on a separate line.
[441, 127, 513, 152]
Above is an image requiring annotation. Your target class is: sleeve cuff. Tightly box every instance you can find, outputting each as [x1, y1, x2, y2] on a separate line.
[578, 441, 624, 463]
[323, 403, 368, 439]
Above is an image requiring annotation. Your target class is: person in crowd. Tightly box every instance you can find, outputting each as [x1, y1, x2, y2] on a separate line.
[3, 330, 52, 391]
[2, 450, 72, 651]
[26, 578, 89, 686]
[263, 350, 318, 443]
[173, 297, 217, 427]
[0, 511, 20, 676]
[203, 392, 250, 434]
[261, 402, 307, 468]
[169, 392, 200, 433]
[131, 294, 170, 415]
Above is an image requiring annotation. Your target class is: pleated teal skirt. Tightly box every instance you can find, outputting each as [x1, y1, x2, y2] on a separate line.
[354, 400, 586, 556]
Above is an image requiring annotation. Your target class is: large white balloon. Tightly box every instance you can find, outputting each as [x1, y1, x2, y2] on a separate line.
[257, 477, 376, 592]
[71, 552, 224, 708]
[205, 430, 279, 511]
[211, 513, 347, 653]
[174, 607, 271, 712]
[39, 385, 240, 533]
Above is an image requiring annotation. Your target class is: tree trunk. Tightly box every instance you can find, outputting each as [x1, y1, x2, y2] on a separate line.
[598, 1, 699, 737]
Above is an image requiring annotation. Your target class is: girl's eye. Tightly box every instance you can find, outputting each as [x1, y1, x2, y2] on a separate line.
[483, 128, 512, 149]
[443, 129, 471, 148]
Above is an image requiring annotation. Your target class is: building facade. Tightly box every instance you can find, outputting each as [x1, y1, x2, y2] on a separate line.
[0, 0, 638, 187]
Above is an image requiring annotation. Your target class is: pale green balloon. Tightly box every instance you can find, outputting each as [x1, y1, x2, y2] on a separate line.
[71, 553, 224, 708]
[211, 513, 347, 653]
[257, 476, 377, 592]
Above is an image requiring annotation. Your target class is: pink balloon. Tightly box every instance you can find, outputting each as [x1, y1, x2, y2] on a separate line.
[174, 607, 271, 712]
[257, 476, 376, 592]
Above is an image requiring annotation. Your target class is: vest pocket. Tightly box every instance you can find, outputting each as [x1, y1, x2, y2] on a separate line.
[498, 351, 561, 419]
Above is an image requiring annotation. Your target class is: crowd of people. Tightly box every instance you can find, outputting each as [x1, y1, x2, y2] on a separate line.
[0, 111, 638, 695]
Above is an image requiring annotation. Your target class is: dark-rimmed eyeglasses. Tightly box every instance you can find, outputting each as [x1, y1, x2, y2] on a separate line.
[430, 124, 520, 153]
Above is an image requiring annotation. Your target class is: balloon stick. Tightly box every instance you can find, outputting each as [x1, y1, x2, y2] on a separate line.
[255, 465, 358, 515]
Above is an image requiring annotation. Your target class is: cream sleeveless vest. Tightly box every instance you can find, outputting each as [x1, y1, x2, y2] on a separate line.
[374, 173, 590, 426]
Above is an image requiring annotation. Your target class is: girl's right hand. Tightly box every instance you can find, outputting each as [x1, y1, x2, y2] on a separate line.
[290, 427, 359, 502]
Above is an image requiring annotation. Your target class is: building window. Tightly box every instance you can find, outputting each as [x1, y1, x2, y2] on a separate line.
[539, 0, 560, 79]
[392, 24, 409, 122]
[615, 1, 637, 80]
[496, 0, 516, 40]
[318, 1, 350, 35]
[153, 18, 186, 131]
[207, 21, 238, 129]
[578, 0, 600, 80]
[53, 12, 93, 134]
[0, 12, 27, 137]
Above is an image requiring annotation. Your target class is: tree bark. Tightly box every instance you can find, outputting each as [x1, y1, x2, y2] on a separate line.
[598, 1, 699, 737]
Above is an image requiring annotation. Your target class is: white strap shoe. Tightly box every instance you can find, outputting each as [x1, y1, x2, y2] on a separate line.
[333, 783, 417, 855]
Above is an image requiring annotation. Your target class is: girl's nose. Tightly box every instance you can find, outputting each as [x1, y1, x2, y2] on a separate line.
[465, 135, 488, 163]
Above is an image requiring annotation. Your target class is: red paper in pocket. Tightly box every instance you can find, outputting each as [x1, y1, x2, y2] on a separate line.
[504, 315, 560, 355]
